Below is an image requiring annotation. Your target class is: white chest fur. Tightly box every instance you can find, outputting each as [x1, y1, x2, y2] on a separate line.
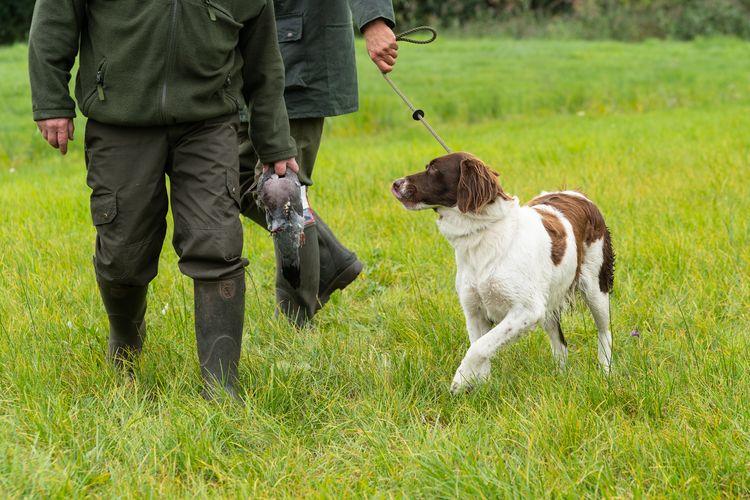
[438, 199, 579, 327]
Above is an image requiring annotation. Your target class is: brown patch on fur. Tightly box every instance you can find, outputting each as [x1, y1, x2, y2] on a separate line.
[532, 207, 567, 266]
[457, 156, 512, 213]
[600, 229, 615, 293]
[529, 192, 613, 291]
[394, 153, 511, 213]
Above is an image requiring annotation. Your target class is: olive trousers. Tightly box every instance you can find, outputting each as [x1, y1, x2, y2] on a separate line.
[84, 114, 249, 286]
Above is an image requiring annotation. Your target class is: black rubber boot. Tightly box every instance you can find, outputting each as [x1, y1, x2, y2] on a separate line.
[97, 280, 147, 371]
[194, 273, 245, 402]
[275, 224, 320, 328]
[314, 211, 363, 307]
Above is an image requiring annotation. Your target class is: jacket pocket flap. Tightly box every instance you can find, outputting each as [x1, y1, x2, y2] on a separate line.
[277, 14, 303, 43]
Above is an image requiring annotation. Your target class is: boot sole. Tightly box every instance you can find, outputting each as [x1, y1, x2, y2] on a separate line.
[319, 258, 363, 307]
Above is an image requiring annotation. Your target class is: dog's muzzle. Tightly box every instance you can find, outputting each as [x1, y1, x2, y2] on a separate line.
[391, 178, 415, 202]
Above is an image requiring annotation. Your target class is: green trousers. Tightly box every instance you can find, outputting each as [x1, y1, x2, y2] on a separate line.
[85, 114, 249, 286]
[86, 115, 248, 399]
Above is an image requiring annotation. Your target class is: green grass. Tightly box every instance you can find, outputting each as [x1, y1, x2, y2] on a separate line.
[1, 37, 749, 496]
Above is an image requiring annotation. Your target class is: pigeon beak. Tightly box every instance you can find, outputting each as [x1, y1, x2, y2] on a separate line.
[269, 219, 285, 233]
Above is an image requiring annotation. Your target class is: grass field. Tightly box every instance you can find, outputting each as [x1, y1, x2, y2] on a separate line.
[1, 37, 750, 496]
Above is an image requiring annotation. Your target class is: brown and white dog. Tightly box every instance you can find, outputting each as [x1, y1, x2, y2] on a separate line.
[391, 152, 615, 394]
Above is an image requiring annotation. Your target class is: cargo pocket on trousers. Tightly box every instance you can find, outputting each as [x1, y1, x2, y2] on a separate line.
[91, 192, 117, 226]
[226, 168, 241, 207]
[224, 169, 243, 263]
[90, 191, 129, 281]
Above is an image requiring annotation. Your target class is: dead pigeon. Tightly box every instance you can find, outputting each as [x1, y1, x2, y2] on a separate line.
[256, 169, 305, 288]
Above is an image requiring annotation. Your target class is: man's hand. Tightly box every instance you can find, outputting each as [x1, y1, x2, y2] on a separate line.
[263, 157, 300, 177]
[36, 118, 75, 155]
[363, 19, 398, 74]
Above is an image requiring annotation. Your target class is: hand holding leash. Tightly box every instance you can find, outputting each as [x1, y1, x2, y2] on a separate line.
[363, 19, 398, 73]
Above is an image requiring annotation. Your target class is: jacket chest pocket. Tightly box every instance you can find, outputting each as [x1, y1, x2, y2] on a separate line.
[276, 14, 308, 89]
[181, 0, 242, 75]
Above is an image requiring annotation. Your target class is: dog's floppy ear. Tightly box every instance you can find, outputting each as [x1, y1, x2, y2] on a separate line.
[457, 156, 511, 213]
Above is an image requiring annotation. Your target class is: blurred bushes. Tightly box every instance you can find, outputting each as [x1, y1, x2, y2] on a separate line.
[0, 0, 34, 45]
[3, 0, 750, 44]
[392, 0, 750, 40]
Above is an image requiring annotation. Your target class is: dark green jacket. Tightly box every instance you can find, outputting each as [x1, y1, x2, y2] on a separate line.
[274, 0, 395, 119]
[28, 0, 296, 163]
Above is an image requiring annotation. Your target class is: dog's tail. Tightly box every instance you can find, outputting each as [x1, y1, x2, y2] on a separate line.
[599, 227, 615, 294]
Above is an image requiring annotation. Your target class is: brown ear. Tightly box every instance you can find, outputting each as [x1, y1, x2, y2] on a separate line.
[457, 157, 511, 213]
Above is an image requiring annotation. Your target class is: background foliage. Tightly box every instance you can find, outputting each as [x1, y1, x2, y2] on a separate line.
[4, 0, 750, 44]
[391, 0, 750, 40]
[0, 0, 34, 45]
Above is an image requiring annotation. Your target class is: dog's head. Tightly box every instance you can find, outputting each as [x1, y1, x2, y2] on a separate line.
[391, 152, 511, 213]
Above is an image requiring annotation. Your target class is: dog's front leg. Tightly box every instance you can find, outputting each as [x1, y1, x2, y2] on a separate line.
[460, 291, 492, 345]
[450, 307, 540, 394]
[465, 311, 493, 345]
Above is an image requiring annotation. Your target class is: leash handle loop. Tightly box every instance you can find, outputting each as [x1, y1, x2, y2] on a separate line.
[395, 26, 437, 44]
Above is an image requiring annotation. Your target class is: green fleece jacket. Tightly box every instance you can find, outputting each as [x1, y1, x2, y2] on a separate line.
[28, 0, 296, 163]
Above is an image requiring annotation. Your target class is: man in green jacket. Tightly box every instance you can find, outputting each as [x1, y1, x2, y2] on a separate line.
[239, 0, 398, 327]
[28, 0, 297, 400]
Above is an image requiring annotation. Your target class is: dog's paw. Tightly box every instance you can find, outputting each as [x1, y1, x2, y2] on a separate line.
[449, 357, 491, 395]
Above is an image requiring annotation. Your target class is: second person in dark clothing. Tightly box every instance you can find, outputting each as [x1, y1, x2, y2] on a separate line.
[239, 0, 398, 327]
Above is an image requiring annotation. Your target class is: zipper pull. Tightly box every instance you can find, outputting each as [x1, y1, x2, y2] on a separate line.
[204, 0, 217, 21]
[96, 70, 105, 101]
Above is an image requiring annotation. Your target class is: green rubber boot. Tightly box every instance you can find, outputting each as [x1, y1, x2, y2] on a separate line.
[97, 280, 147, 371]
[314, 211, 363, 307]
[275, 224, 320, 328]
[194, 273, 245, 402]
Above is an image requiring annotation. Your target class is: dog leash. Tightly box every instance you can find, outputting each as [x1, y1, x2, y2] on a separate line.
[382, 26, 452, 153]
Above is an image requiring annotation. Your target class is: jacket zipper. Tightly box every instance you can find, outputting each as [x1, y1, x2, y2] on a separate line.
[95, 60, 107, 101]
[204, 0, 217, 21]
[224, 74, 239, 110]
[205, 0, 234, 21]
[160, 0, 179, 122]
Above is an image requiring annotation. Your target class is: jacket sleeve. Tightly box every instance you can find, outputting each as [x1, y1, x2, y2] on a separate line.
[28, 0, 86, 121]
[240, 1, 297, 164]
[349, 0, 395, 32]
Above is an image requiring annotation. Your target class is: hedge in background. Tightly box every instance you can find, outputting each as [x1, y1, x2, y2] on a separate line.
[3, 0, 750, 45]
[0, 0, 34, 45]
[392, 0, 750, 40]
